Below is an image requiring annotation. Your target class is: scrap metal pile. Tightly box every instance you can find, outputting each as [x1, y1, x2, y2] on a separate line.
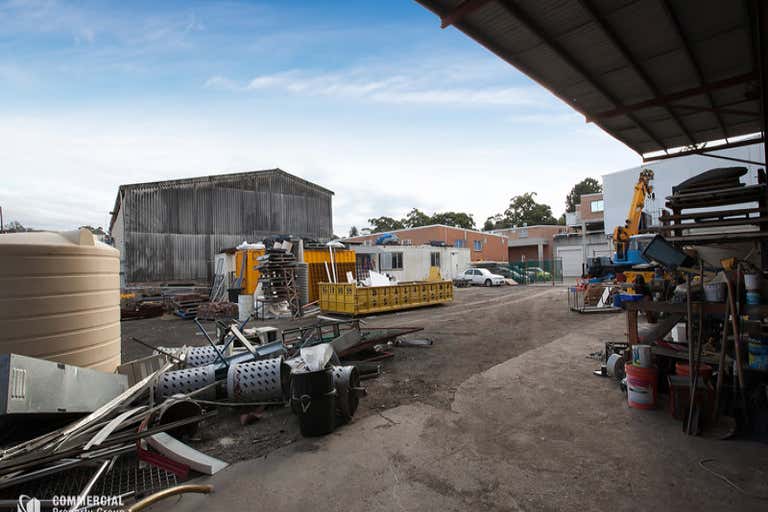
[0, 318, 423, 507]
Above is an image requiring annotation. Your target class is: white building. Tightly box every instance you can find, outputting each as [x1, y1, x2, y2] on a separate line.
[353, 245, 471, 282]
[603, 143, 765, 235]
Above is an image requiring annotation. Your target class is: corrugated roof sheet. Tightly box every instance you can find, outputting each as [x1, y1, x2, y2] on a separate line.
[418, 0, 763, 158]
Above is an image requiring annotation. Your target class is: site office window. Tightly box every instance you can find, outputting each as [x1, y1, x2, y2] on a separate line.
[379, 252, 403, 270]
[590, 199, 604, 212]
[454, 239, 465, 248]
[430, 252, 440, 266]
[473, 239, 483, 251]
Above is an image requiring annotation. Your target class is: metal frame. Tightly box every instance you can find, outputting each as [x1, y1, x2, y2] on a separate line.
[657, 0, 730, 141]
[419, 0, 767, 158]
[591, 72, 758, 120]
[495, 0, 668, 151]
[578, 0, 695, 145]
[642, 136, 764, 163]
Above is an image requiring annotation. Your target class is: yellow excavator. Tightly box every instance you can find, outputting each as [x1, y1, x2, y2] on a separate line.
[587, 169, 655, 278]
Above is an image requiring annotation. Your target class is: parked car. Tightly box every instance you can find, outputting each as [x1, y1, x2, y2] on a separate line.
[460, 268, 505, 287]
[492, 267, 524, 282]
[526, 266, 552, 280]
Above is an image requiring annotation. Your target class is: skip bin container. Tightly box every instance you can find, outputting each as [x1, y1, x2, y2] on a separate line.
[291, 368, 337, 437]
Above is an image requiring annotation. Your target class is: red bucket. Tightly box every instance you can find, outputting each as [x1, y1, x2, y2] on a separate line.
[626, 363, 658, 410]
[675, 362, 713, 381]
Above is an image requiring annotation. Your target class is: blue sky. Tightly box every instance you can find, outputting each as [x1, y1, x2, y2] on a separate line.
[0, 0, 640, 235]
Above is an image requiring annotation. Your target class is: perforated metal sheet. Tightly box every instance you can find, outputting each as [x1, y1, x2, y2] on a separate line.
[185, 345, 226, 367]
[155, 366, 216, 401]
[227, 357, 288, 402]
[332, 365, 360, 420]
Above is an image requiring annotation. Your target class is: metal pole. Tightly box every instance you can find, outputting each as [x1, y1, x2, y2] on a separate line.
[193, 319, 229, 367]
[66, 458, 112, 512]
[130, 337, 183, 363]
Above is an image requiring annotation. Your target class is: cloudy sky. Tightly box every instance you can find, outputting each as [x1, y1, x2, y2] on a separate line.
[0, 0, 640, 236]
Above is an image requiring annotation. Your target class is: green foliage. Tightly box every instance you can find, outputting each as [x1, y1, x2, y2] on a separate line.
[367, 209, 476, 233]
[79, 225, 105, 235]
[348, 226, 359, 237]
[367, 216, 405, 233]
[403, 208, 431, 228]
[483, 214, 508, 231]
[430, 211, 475, 229]
[3, 220, 30, 232]
[484, 193, 558, 230]
[565, 177, 602, 213]
[504, 193, 558, 226]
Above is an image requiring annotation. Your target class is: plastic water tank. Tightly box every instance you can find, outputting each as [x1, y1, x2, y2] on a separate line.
[0, 229, 121, 372]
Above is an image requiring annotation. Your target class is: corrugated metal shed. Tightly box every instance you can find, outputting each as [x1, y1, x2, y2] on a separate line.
[109, 169, 333, 284]
[417, 0, 766, 160]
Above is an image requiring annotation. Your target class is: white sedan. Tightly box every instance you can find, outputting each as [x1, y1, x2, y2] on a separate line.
[460, 268, 506, 287]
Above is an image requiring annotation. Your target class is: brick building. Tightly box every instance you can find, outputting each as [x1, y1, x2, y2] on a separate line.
[489, 225, 566, 263]
[345, 225, 508, 262]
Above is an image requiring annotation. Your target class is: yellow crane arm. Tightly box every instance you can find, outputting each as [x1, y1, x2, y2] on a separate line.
[612, 169, 654, 256]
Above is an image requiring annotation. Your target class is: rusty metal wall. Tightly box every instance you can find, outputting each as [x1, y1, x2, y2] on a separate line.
[121, 170, 333, 283]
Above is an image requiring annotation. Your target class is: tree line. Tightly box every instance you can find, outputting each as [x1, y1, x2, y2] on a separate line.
[351, 177, 602, 237]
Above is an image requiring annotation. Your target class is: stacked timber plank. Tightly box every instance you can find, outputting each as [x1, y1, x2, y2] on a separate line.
[658, 167, 768, 244]
[257, 249, 302, 318]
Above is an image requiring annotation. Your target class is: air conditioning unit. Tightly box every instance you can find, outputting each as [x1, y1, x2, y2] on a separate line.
[0, 354, 129, 416]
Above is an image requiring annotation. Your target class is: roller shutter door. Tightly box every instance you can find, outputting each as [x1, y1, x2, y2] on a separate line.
[557, 246, 583, 277]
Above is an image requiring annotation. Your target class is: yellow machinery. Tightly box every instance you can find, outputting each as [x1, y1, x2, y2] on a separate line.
[235, 247, 356, 301]
[319, 281, 453, 316]
[612, 168, 654, 263]
[235, 249, 266, 295]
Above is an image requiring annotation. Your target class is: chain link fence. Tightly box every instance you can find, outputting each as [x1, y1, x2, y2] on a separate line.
[507, 259, 564, 285]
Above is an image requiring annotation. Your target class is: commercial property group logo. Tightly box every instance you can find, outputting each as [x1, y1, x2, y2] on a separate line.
[16, 496, 39, 512]
[17, 494, 125, 512]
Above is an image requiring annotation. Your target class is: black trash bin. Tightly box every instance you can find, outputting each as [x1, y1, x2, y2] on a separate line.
[291, 368, 336, 437]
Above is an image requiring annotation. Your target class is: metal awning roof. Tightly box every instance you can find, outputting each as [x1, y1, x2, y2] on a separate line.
[417, 0, 767, 161]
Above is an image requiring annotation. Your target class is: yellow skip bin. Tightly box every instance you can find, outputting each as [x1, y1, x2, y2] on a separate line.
[319, 281, 453, 316]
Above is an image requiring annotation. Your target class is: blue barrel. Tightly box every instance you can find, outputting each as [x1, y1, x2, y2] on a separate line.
[748, 339, 768, 370]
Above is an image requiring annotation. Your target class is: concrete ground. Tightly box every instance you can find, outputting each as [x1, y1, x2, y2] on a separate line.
[127, 286, 767, 511]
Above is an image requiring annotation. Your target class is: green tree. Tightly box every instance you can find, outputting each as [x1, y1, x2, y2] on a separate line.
[349, 226, 359, 237]
[504, 193, 558, 225]
[403, 208, 431, 228]
[368, 216, 405, 233]
[4, 220, 29, 232]
[483, 214, 508, 231]
[431, 211, 475, 229]
[565, 177, 602, 213]
[79, 225, 105, 235]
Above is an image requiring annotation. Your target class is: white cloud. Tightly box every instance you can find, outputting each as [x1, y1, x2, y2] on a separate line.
[206, 68, 546, 107]
[0, 110, 639, 235]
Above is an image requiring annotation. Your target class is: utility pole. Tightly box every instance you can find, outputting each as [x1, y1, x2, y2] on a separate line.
[0, 205, 4, 233]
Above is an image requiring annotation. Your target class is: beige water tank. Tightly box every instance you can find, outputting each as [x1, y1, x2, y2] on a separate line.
[0, 229, 121, 372]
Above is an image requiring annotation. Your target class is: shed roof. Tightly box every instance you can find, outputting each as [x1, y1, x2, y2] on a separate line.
[108, 168, 333, 232]
[116, 168, 333, 195]
[417, 0, 765, 160]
